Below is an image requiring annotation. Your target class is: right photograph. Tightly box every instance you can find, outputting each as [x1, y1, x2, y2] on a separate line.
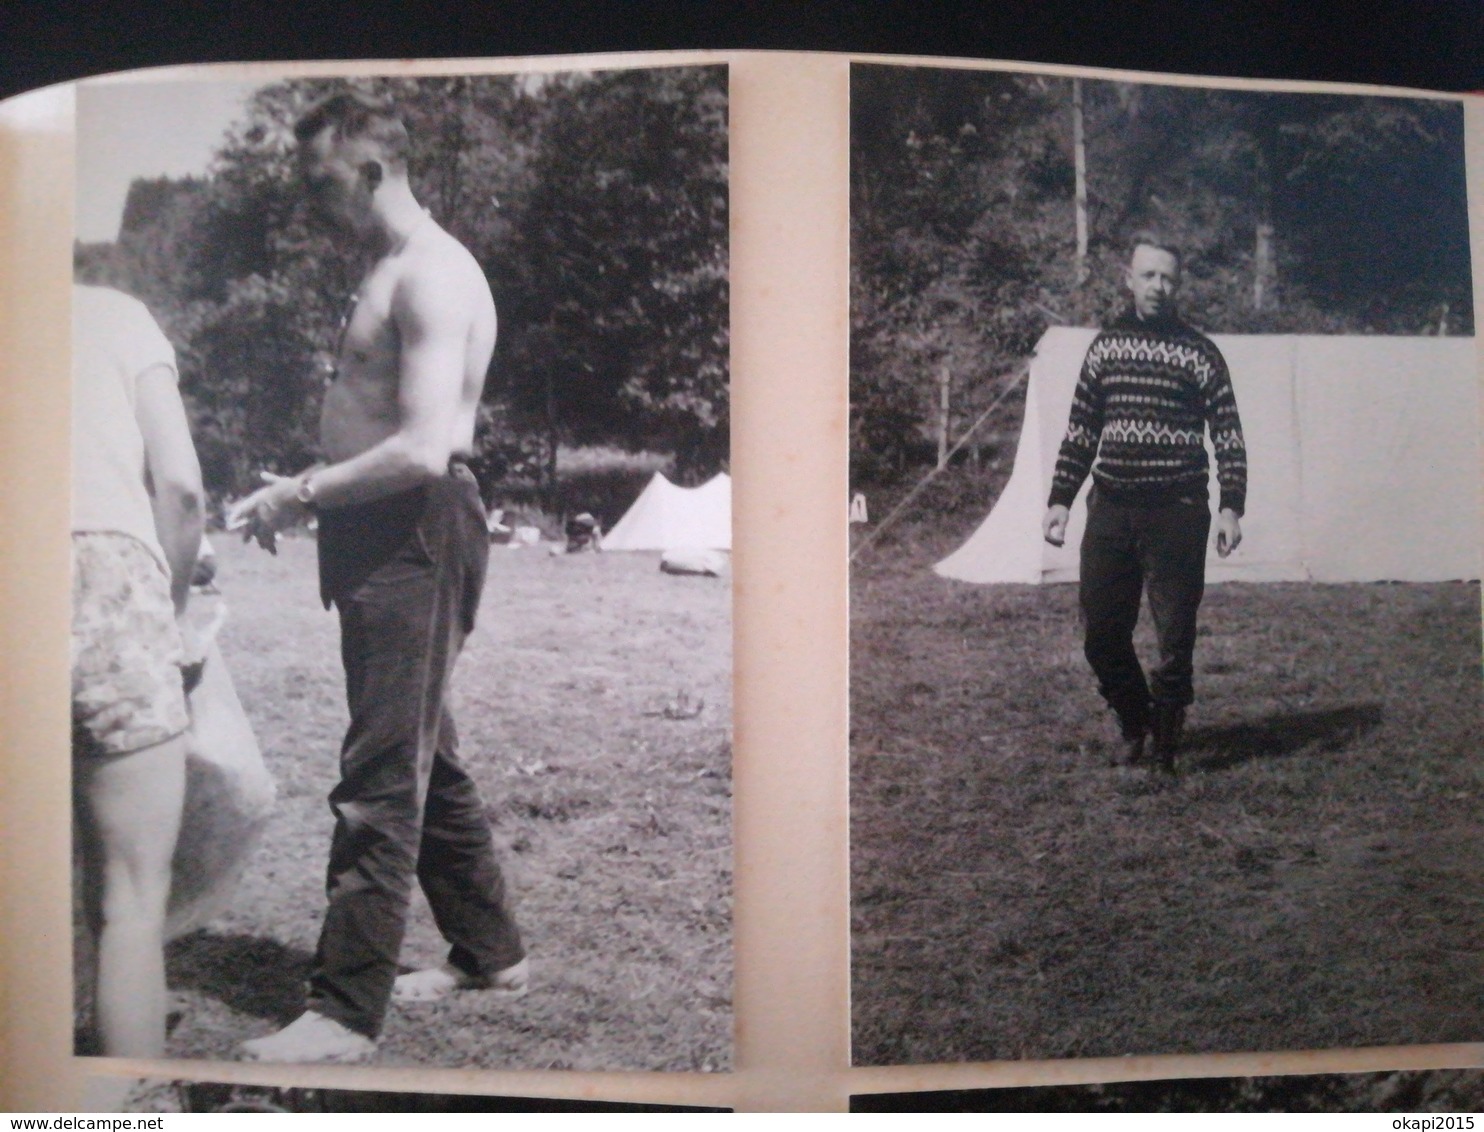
[849, 62, 1482, 1064]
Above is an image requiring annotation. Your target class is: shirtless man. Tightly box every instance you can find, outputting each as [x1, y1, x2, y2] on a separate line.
[229, 93, 525, 1063]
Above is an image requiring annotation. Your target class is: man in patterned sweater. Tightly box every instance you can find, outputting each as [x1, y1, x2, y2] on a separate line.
[1042, 236, 1246, 772]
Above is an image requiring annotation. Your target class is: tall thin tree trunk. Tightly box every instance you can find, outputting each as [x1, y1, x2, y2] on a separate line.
[937, 365, 951, 468]
[1254, 220, 1275, 312]
[1252, 121, 1279, 313]
[1073, 79, 1089, 285]
[545, 369, 559, 514]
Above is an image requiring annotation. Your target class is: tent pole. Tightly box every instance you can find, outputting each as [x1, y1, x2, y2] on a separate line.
[850, 364, 1029, 564]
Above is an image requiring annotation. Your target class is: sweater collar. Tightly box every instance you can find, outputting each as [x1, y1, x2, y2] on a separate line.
[1112, 307, 1188, 333]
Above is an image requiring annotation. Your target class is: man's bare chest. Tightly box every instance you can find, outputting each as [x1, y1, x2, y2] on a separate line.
[339, 277, 400, 379]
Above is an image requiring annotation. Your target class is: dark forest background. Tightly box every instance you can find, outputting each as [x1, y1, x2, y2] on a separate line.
[851, 66, 1474, 485]
[75, 67, 728, 524]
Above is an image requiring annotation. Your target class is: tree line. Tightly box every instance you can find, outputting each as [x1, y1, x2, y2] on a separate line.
[75, 68, 730, 506]
[851, 66, 1473, 482]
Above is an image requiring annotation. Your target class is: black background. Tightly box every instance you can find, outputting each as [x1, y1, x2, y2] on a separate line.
[3, 0, 1481, 104]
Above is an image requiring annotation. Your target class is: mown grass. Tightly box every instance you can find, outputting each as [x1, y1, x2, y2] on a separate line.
[850, 477, 1484, 1065]
[161, 534, 732, 1071]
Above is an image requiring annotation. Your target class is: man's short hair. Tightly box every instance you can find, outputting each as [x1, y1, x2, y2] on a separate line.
[294, 91, 410, 170]
[1127, 231, 1183, 267]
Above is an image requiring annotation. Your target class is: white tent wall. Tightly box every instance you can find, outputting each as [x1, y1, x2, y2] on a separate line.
[603, 471, 733, 551]
[1295, 336, 1480, 581]
[934, 327, 1480, 585]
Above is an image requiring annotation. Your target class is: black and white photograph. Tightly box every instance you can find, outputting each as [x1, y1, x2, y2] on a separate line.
[849, 63, 1480, 1063]
[70, 65, 731, 1070]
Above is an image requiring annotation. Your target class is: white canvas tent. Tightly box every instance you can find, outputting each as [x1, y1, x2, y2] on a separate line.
[603, 471, 732, 551]
[935, 328, 1481, 584]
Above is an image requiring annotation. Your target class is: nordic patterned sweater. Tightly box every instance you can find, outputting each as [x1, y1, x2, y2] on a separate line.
[1047, 310, 1247, 516]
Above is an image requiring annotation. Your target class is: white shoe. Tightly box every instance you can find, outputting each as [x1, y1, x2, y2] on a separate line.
[237, 1011, 376, 1064]
[393, 957, 529, 1002]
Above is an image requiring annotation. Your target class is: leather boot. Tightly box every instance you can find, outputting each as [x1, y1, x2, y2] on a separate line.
[1109, 700, 1151, 767]
[1151, 704, 1186, 774]
[1111, 728, 1146, 768]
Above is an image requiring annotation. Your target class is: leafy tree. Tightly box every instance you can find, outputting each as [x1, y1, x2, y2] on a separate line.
[850, 65, 1475, 483]
[500, 67, 729, 483]
[78, 68, 730, 504]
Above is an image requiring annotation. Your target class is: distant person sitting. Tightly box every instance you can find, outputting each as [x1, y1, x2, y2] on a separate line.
[564, 512, 604, 553]
[485, 506, 512, 543]
[71, 284, 205, 1057]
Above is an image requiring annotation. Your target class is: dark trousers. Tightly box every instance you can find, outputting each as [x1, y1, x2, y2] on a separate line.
[1079, 486, 1210, 737]
[306, 465, 524, 1039]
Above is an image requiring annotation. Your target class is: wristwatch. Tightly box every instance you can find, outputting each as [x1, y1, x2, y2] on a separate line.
[295, 473, 318, 511]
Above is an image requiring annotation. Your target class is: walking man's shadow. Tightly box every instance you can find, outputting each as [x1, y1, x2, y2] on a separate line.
[1182, 702, 1384, 773]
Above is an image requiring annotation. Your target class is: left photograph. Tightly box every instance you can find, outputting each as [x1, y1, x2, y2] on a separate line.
[71, 65, 732, 1071]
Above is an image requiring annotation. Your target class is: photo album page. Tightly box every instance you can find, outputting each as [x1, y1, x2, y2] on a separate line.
[0, 50, 1481, 1114]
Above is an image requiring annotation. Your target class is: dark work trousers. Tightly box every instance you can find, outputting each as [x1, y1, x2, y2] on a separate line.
[306, 463, 524, 1039]
[1079, 486, 1211, 737]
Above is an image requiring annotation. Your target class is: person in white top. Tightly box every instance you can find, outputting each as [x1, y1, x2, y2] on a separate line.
[71, 284, 204, 1057]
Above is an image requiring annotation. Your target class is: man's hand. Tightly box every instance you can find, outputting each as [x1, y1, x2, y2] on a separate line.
[1215, 508, 1242, 558]
[225, 471, 309, 555]
[1043, 504, 1070, 547]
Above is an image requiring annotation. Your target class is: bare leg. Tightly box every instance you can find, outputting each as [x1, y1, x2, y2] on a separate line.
[79, 736, 186, 1058]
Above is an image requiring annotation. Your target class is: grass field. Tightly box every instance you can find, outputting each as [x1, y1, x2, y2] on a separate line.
[849, 471, 1484, 1065]
[160, 535, 732, 1071]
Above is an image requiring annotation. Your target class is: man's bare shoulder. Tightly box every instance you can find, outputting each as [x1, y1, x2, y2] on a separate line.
[396, 225, 493, 314]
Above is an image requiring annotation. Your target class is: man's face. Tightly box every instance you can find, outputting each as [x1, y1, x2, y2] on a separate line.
[1124, 244, 1181, 320]
[297, 130, 373, 232]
